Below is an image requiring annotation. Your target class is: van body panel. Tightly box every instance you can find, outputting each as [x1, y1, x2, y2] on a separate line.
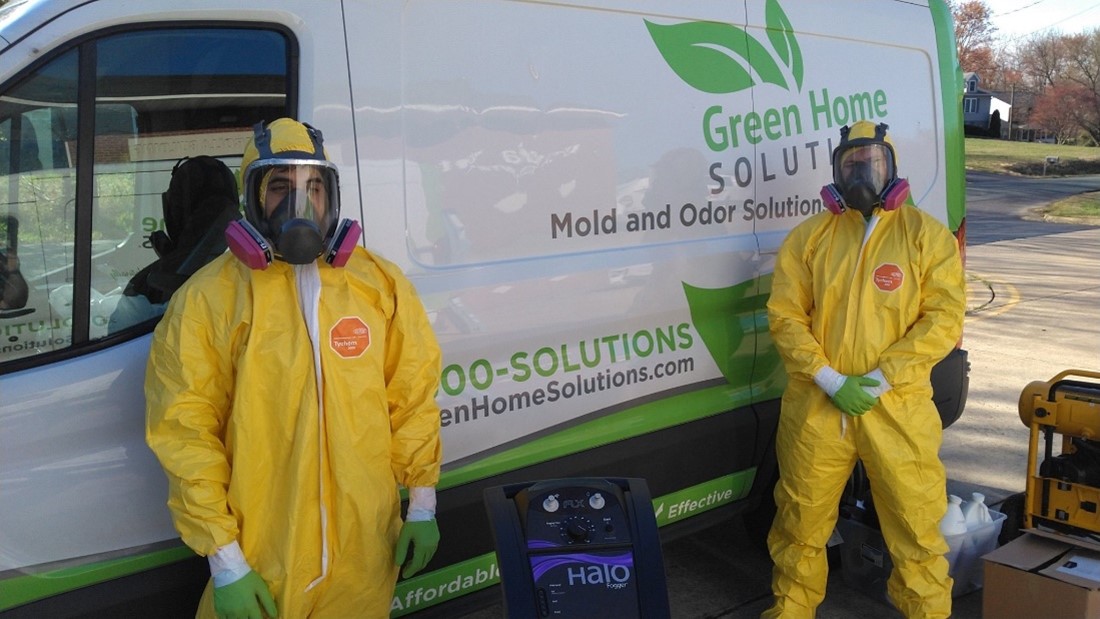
[0, 335, 174, 572]
[351, 2, 765, 473]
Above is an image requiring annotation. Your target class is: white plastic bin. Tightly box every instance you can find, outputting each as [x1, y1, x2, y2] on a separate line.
[944, 509, 1006, 597]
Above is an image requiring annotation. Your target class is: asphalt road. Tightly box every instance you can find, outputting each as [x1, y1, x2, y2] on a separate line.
[456, 173, 1100, 619]
[944, 172, 1100, 499]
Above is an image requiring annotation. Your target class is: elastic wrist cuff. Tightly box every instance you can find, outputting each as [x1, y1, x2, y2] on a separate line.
[814, 366, 845, 398]
[408, 486, 437, 516]
[208, 541, 251, 587]
[864, 368, 891, 394]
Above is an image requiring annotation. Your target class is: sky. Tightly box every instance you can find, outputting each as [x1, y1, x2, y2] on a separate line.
[986, 0, 1100, 41]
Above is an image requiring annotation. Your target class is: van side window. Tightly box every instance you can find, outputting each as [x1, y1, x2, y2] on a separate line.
[0, 49, 79, 362]
[0, 27, 291, 366]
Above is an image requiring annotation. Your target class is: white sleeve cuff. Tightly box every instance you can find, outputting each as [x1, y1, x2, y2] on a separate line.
[208, 541, 252, 587]
[407, 486, 437, 522]
[862, 368, 892, 398]
[813, 366, 846, 398]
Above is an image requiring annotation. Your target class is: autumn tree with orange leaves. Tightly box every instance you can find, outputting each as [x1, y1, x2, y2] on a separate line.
[951, 1, 998, 77]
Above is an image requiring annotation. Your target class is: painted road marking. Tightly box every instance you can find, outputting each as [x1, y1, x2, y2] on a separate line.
[965, 272, 1020, 323]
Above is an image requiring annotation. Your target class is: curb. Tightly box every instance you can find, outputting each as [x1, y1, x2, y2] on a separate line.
[1022, 206, 1100, 226]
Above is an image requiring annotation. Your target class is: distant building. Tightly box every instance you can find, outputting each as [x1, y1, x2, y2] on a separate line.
[962, 72, 1012, 137]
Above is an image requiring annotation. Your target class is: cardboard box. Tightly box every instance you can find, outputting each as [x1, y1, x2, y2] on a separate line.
[834, 509, 1004, 604]
[983, 531, 1100, 618]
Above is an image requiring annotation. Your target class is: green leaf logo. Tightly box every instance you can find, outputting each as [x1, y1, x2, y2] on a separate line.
[765, 0, 803, 91]
[683, 279, 763, 386]
[645, 1, 803, 94]
[684, 275, 784, 391]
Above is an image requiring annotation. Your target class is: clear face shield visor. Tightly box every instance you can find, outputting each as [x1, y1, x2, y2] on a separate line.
[243, 160, 340, 263]
[834, 143, 896, 196]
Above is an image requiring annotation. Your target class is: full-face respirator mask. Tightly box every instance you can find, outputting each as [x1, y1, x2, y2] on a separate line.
[226, 119, 361, 269]
[820, 122, 910, 216]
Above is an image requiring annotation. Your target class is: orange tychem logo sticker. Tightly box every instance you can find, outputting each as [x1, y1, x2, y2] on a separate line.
[873, 263, 904, 292]
[330, 316, 371, 358]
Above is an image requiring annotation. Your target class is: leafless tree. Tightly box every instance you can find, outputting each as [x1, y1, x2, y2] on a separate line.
[1017, 31, 1070, 90]
[1062, 29, 1100, 144]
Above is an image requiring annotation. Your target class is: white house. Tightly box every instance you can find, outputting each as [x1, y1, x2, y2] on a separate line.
[963, 72, 1012, 136]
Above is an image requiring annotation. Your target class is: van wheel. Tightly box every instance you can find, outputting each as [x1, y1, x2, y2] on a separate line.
[743, 483, 776, 552]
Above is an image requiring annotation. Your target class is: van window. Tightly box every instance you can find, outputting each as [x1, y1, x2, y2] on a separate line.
[0, 27, 291, 366]
[0, 49, 78, 360]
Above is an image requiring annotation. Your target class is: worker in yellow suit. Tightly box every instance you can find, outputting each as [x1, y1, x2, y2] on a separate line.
[763, 121, 965, 618]
[146, 118, 442, 619]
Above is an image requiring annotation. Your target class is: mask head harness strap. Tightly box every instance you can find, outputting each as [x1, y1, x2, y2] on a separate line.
[251, 120, 327, 163]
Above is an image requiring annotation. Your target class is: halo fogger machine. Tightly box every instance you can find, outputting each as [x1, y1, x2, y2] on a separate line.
[1019, 370, 1100, 535]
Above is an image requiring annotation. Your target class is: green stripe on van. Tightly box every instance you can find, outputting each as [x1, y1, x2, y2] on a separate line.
[438, 381, 757, 491]
[0, 545, 196, 612]
[651, 470, 756, 526]
[930, 0, 967, 232]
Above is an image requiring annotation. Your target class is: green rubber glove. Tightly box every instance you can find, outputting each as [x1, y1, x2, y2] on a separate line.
[831, 376, 881, 416]
[213, 570, 277, 619]
[395, 519, 440, 578]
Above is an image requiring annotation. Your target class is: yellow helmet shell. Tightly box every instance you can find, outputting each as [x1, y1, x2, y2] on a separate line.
[841, 120, 897, 166]
[239, 117, 331, 188]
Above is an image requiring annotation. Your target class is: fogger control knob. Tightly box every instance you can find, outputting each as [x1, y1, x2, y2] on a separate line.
[542, 495, 559, 513]
[563, 516, 594, 543]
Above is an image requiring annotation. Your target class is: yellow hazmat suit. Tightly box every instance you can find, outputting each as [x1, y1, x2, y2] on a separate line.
[763, 195, 965, 617]
[146, 248, 442, 618]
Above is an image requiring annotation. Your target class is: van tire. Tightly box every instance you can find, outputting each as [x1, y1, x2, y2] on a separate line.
[997, 491, 1026, 546]
[743, 481, 776, 553]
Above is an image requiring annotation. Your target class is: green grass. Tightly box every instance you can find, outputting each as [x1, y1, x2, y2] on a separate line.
[965, 138, 1100, 175]
[965, 138, 1100, 222]
[1044, 192, 1100, 219]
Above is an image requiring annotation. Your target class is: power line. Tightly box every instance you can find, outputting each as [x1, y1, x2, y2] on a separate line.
[995, 0, 1100, 37]
[996, 0, 1051, 18]
[1037, 1, 1100, 31]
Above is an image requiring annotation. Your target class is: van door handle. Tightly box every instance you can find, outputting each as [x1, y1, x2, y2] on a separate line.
[753, 247, 779, 261]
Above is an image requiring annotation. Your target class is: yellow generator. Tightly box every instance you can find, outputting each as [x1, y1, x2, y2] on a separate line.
[1019, 370, 1100, 535]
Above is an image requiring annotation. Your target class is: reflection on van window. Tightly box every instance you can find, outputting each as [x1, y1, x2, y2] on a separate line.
[0, 215, 29, 311]
[0, 28, 290, 365]
[110, 155, 240, 328]
[0, 48, 78, 361]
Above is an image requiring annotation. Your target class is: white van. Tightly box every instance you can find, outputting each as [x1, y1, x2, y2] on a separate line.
[0, 1, 969, 616]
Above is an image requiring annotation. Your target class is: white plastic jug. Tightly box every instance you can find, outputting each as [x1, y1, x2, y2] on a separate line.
[962, 492, 993, 529]
[940, 494, 968, 536]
